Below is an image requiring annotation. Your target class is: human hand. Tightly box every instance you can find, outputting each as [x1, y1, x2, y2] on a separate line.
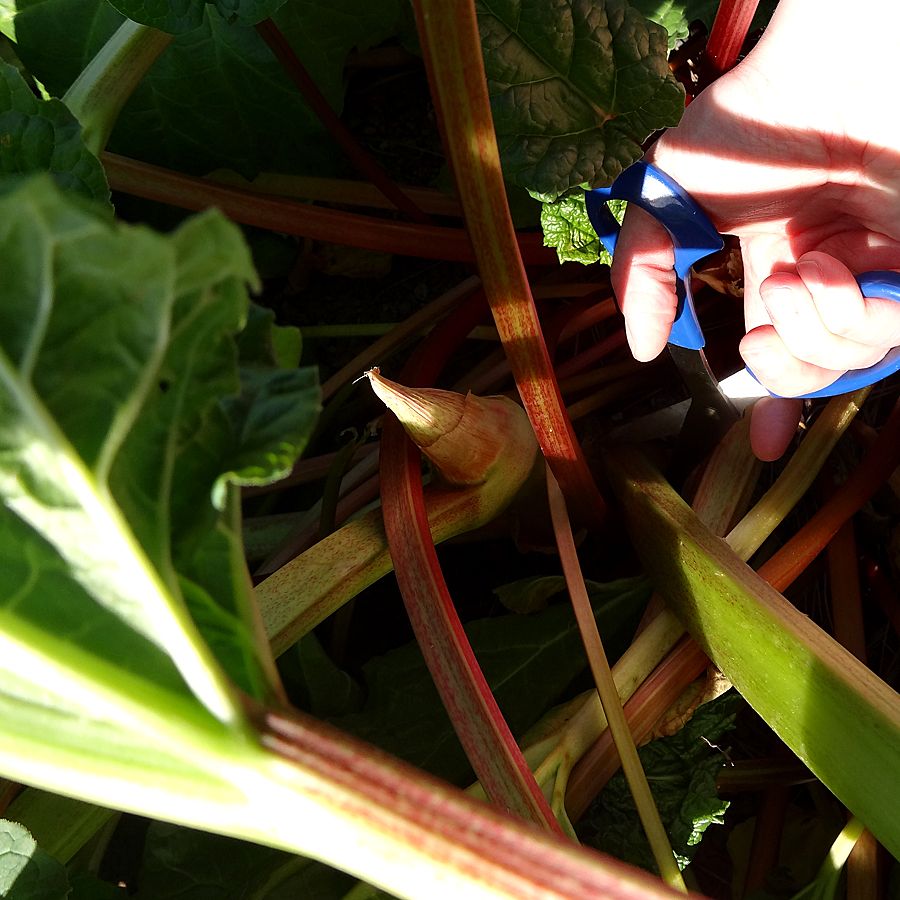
[611, 3, 900, 460]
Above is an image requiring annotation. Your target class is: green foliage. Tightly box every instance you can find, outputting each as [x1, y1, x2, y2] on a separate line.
[0, 61, 108, 200]
[106, 0, 287, 34]
[0, 176, 318, 792]
[14, 0, 403, 177]
[0, 820, 69, 899]
[630, 0, 719, 48]
[541, 193, 626, 265]
[137, 822, 354, 898]
[477, 0, 684, 201]
[332, 577, 649, 784]
[580, 690, 739, 872]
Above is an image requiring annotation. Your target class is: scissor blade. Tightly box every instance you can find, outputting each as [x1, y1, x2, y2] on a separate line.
[668, 344, 740, 463]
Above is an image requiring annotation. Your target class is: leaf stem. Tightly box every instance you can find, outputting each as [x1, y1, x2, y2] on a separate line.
[758, 396, 900, 593]
[726, 390, 869, 560]
[545, 466, 686, 890]
[64, 21, 172, 155]
[255, 19, 430, 223]
[412, 0, 607, 527]
[701, 0, 760, 81]
[102, 153, 556, 264]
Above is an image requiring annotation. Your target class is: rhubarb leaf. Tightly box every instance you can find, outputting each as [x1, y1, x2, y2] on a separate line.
[540, 193, 626, 265]
[629, 0, 718, 47]
[332, 577, 649, 783]
[580, 690, 738, 872]
[0, 0, 15, 38]
[0, 821, 69, 899]
[477, 0, 684, 200]
[0, 62, 108, 201]
[0, 176, 316, 805]
[106, 0, 287, 32]
[138, 822, 354, 899]
[14, 0, 403, 177]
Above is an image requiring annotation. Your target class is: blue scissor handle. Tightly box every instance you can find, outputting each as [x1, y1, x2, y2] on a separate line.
[585, 159, 900, 399]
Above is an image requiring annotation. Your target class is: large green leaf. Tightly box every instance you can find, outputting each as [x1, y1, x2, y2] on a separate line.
[0, 177, 318, 803]
[137, 822, 354, 899]
[477, 0, 684, 200]
[14, 0, 403, 177]
[107, 0, 287, 34]
[0, 61, 108, 200]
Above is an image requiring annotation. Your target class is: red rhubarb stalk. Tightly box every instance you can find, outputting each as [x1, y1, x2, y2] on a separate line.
[255, 19, 430, 224]
[759, 399, 900, 593]
[703, 0, 760, 79]
[411, 0, 607, 527]
[101, 153, 557, 265]
[380, 420, 561, 831]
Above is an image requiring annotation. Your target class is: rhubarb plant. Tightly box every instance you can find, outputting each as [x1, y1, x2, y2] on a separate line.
[2, 0, 900, 898]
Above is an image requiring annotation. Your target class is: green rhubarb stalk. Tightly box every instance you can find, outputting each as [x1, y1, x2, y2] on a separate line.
[0, 684, 685, 900]
[546, 467, 686, 891]
[64, 21, 173, 155]
[411, 0, 607, 527]
[255, 376, 541, 655]
[257, 479, 519, 656]
[791, 817, 866, 900]
[606, 446, 900, 860]
[520, 416, 760, 823]
[726, 390, 869, 559]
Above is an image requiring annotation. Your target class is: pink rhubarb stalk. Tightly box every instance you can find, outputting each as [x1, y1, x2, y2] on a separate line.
[380, 414, 561, 831]
[101, 153, 557, 265]
[411, 0, 607, 528]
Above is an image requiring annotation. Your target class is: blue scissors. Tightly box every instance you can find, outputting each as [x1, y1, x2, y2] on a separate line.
[585, 161, 900, 455]
[586, 160, 900, 398]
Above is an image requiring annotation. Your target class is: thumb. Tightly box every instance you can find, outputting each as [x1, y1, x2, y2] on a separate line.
[610, 204, 678, 362]
[749, 397, 803, 461]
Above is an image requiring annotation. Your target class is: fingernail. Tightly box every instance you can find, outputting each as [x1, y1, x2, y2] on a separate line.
[759, 283, 798, 314]
[797, 258, 823, 283]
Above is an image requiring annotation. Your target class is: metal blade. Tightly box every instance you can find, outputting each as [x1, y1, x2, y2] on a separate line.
[667, 344, 740, 478]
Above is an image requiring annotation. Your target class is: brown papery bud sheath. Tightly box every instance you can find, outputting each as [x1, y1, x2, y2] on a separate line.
[365, 368, 537, 487]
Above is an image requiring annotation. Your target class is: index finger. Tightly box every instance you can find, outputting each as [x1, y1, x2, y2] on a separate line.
[610, 204, 678, 362]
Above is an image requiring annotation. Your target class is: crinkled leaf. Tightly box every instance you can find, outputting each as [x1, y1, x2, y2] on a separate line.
[0, 820, 70, 900]
[629, 0, 718, 48]
[332, 577, 649, 783]
[137, 822, 354, 899]
[540, 193, 626, 265]
[106, 0, 288, 33]
[15, 0, 403, 177]
[478, 0, 684, 200]
[0, 62, 108, 200]
[580, 690, 739, 872]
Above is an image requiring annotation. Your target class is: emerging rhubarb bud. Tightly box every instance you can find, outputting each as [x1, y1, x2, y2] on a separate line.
[365, 368, 538, 488]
